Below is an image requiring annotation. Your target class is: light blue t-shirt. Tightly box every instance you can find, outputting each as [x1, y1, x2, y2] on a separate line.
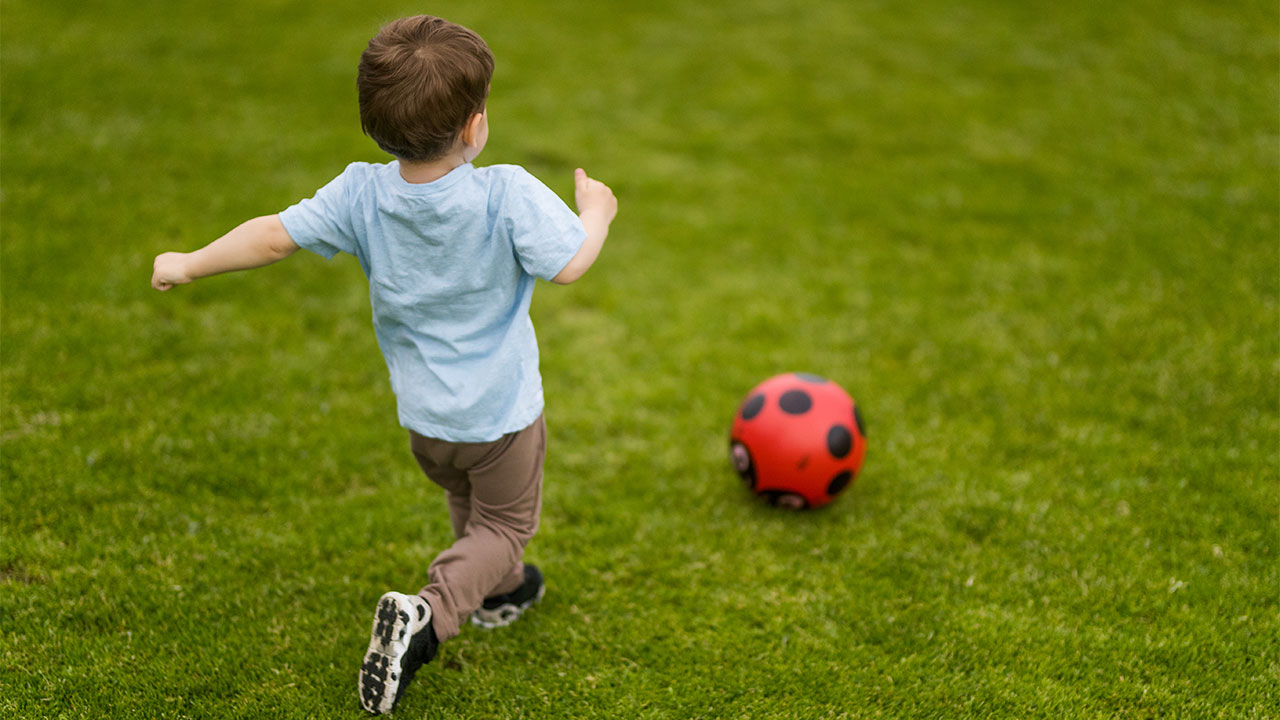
[279, 161, 586, 442]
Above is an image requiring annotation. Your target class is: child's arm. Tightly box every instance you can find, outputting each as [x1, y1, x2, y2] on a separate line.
[151, 214, 299, 291]
[552, 169, 617, 285]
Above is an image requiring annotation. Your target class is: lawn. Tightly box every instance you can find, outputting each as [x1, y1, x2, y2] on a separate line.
[2, 0, 1277, 717]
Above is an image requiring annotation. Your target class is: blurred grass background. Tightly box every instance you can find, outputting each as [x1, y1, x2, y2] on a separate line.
[2, 0, 1277, 717]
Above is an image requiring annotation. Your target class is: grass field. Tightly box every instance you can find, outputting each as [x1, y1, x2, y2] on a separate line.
[3, 0, 1277, 717]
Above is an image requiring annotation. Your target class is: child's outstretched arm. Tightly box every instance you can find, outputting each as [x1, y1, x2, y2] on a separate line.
[552, 169, 617, 285]
[152, 214, 299, 291]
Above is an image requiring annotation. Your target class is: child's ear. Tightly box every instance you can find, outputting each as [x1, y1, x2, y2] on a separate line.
[461, 112, 485, 146]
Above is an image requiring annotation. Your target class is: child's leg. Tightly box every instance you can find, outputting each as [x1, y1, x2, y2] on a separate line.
[409, 446, 474, 541]
[487, 557, 528, 597]
[411, 432, 533, 617]
[409, 415, 545, 643]
[445, 492, 471, 540]
[408, 432, 533, 608]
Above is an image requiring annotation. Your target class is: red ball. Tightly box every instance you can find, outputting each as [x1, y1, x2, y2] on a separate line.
[729, 373, 867, 509]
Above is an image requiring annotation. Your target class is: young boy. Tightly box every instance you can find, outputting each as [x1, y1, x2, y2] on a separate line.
[151, 15, 617, 714]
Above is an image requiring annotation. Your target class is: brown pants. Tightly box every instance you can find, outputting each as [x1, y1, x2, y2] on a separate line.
[408, 414, 545, 642]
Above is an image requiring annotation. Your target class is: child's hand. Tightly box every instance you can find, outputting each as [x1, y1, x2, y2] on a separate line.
[574, 168, 617, 225]
[554, 169, 616, 284]
[152, 252, 193, 291]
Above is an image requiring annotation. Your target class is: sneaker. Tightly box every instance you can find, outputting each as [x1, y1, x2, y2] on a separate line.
[470, 564, 546, 629]
[359, 592, 437, 715]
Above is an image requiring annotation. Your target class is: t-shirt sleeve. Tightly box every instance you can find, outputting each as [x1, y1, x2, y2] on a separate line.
[503, 169, 588, 281]
[278, 163, 363, 259]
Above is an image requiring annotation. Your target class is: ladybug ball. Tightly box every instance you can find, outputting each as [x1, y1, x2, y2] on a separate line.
[729, 373, 867, 509]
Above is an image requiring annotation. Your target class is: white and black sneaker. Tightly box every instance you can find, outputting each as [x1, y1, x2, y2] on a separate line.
[471, 564, 546, 629]
[358, 592, 437, 715]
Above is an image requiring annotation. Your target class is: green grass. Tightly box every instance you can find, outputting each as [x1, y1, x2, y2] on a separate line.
[3, 0, 1277, 717]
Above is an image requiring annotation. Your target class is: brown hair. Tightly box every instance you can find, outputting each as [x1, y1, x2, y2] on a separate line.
[357, 16, 494, 162]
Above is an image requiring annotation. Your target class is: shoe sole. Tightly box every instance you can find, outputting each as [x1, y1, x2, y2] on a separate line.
[359, 593, 422, 714]
[470, 583, 546, 629]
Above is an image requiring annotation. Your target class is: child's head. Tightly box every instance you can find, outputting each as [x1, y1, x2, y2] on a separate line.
[358, 16, 494, 163]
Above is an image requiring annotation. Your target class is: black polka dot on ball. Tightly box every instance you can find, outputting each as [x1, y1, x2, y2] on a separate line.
[729, 441, 756, 489]
[778, 390, 812, 414]
[854, 404, 867, 438]
[741, 394, 766, 420]
[827, 425, 853, 458]
[827, 471, 853, 496]
[761, 490, 809, 509]
[795, 373, 828, 384]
